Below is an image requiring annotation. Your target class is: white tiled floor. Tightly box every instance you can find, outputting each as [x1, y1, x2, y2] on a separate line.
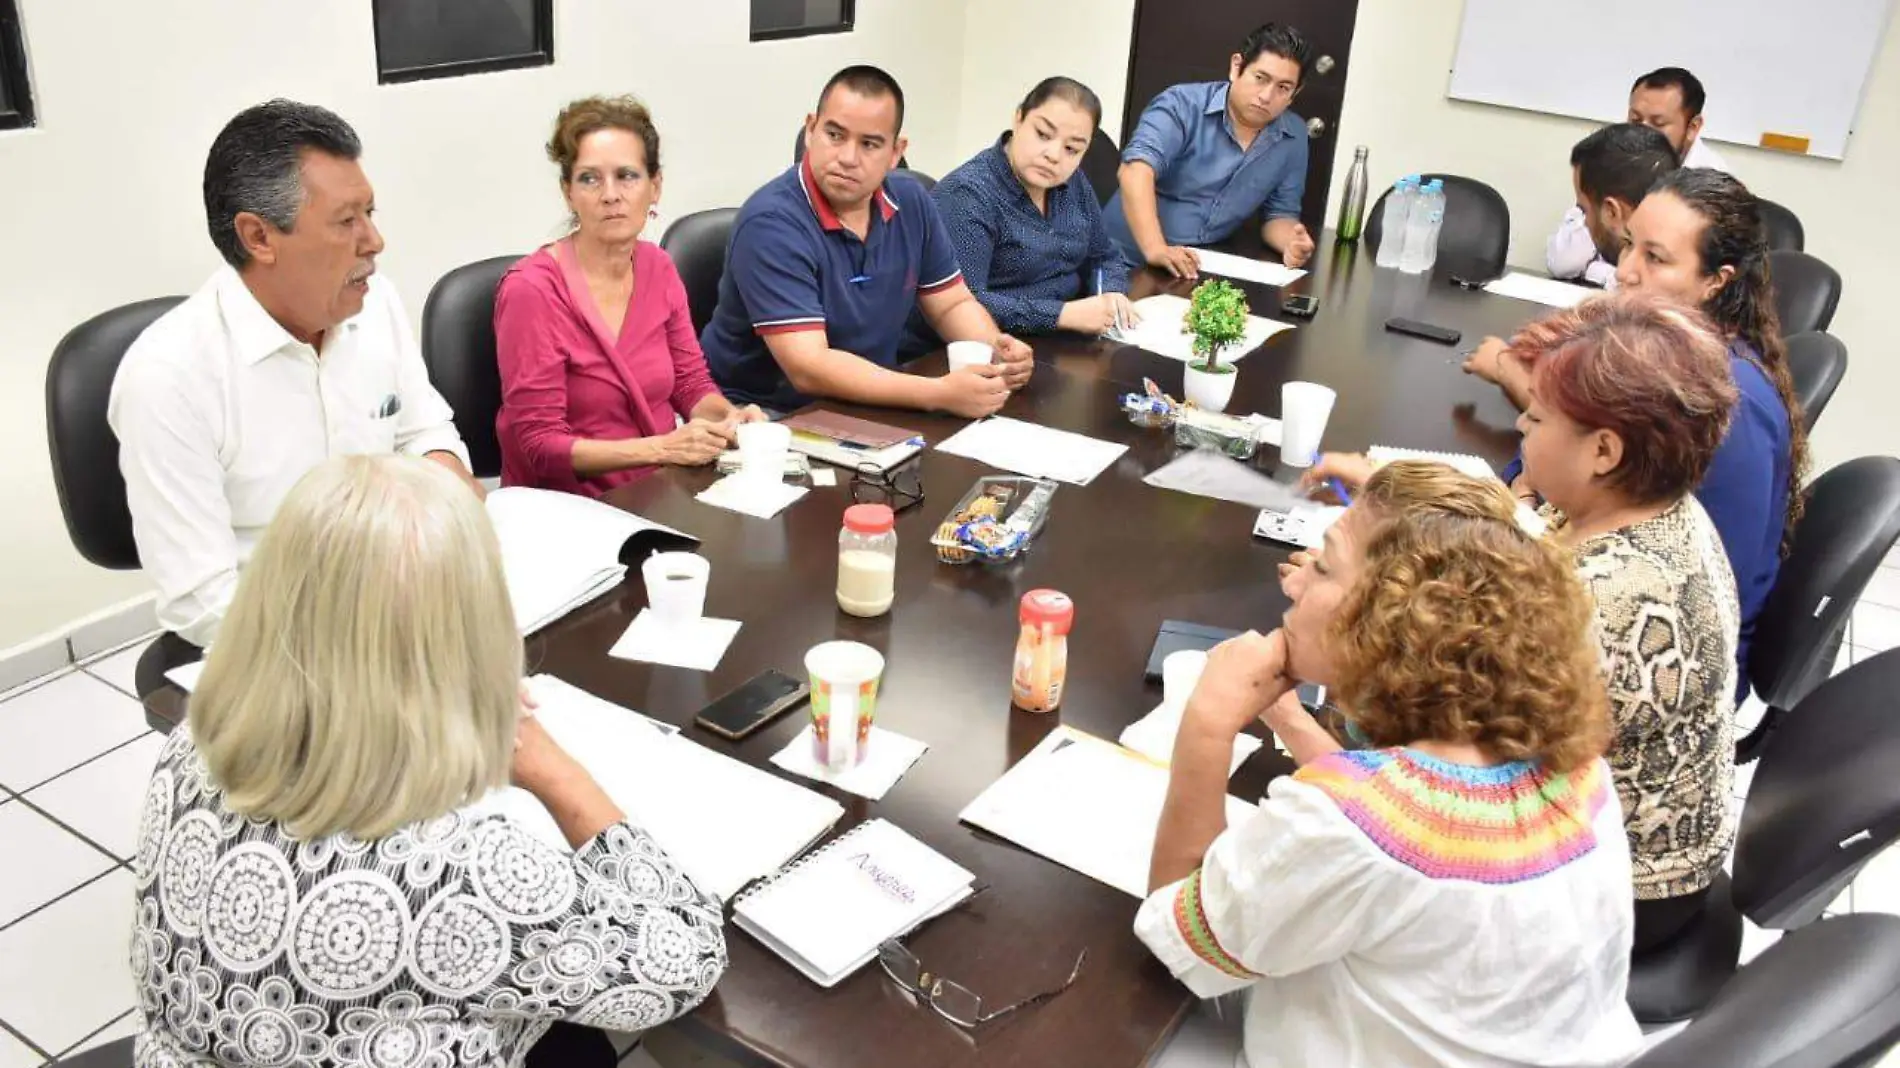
[2, 589, 1896, 1066]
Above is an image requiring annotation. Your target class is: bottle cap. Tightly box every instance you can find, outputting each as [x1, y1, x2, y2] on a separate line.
[1019, 589, 1074, 634]
[843, 503, 895, 535]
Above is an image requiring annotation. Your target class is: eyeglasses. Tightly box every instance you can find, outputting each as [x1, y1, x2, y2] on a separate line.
[851, 462, 924, 512]
[877, 941, 1086, 1029]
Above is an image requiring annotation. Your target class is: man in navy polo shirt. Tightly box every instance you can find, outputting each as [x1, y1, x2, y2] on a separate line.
[1105, 22, 1316, 279]
[702, 65, 1034, 416]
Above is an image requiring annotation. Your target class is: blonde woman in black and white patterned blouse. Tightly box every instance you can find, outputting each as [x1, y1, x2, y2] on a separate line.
[130, 455, 726, 1068]
[1510, 293, 1742, 956]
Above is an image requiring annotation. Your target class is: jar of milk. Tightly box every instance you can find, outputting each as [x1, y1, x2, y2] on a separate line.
[837, 503, 897, 617]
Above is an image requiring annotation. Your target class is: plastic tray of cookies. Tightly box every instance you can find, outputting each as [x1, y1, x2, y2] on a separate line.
[930, 476, 1060, 564]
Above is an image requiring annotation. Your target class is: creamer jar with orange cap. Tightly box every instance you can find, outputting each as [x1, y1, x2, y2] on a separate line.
[1012, 589, 1074, 713]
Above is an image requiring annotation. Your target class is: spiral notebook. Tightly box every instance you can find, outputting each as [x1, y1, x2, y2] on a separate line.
[733, 818, 975, 987]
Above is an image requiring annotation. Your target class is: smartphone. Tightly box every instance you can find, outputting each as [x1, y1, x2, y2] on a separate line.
[1281, 294, 1320, 318]
[693, 669, 810, 740]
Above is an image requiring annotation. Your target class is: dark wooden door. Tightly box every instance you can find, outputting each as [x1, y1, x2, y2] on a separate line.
[1122, 0, 1362, 235]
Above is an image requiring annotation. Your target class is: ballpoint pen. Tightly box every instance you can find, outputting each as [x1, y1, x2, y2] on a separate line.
[1328, 477, 1354, 506]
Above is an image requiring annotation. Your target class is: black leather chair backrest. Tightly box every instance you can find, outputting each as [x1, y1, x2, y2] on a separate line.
[1758, 197, 1805, 253]
[1770, 249, 1843, 336]
[420, 254, 520, 480]
[792, 125, 908, 170]
[1735, 648, 1900, 930]
[905, 169, 937, 193]
[1363, 173, 1511, 281]
[659, 208, 740, 339]
[46, 296, 186, 570]
[1630, 914, 1900, 1068]
[1747, 457, 1900, 713]
[1785, 331, 1848, 434]
[1081, 128, 1121, 208]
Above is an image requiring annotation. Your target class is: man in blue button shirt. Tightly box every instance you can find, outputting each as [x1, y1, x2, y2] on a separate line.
[702, 66, 1035, 416]
[1105, 22, 1317, 278]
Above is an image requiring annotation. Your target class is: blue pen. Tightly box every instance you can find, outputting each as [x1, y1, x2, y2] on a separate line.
[1328, 477, 1354, 506]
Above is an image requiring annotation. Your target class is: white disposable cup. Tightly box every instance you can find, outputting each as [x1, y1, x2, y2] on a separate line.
[642, 552, 710, 623]
[736, 421, 792, 483]
[1280, 382, 1338, 468]
[1162, 649, 1210, 713]
[947, 341, 995, 373]
[805, 640, 885, 769]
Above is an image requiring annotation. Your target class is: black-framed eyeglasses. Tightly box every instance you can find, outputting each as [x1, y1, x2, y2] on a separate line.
[877, 941, 1086, 1029]
[851, 461, 924, 512]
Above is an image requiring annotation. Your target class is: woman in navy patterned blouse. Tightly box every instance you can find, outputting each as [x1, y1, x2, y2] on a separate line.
[927, 78, 1137, 340]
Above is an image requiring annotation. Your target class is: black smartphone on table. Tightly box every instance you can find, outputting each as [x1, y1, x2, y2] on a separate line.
[1281, 294, 1320, 318]
[693, 669, 811, 740]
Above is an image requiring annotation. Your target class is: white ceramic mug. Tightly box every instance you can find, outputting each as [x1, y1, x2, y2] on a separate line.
[642, 552, 710, 623]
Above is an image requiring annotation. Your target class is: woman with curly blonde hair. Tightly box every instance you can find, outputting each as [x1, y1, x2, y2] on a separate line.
[1138, 463, 1639, 1068]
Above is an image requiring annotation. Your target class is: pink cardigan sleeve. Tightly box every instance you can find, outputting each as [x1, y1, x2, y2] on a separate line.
[653, 249, 724, 418]
[493, 262, 583, 488]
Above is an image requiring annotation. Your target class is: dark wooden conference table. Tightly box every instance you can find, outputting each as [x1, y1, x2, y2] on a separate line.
[147, 235, 1551, 1068]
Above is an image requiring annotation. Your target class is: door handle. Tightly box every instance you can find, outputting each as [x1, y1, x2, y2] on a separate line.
[1314, 54, 1336, 76]
[1307, 117, 1328, 140]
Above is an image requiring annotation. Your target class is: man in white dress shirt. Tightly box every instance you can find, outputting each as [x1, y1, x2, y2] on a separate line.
[110, 100, 477, 650]
[1548, 68, 1729, 285]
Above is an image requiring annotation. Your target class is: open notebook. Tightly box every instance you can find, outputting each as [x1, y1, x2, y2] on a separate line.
[734, 818, 974, 987]
[480, 675, 843, 902]
[485, 487, 697, 635]
[960, 727, 1257, 900]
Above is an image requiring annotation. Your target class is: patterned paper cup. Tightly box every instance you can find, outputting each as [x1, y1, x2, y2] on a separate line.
[805, 641, 885, 769]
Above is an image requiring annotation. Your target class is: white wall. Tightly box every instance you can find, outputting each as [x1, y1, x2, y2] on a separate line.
[953, 0, 1134, 158]
[953, 0, 1900, 477]
[0, 0, 968, 649]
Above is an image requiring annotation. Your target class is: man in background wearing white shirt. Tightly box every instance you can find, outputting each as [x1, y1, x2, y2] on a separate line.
[1548, 67, 1728, 285]
[110, 100, 477, 652]
[1569, 124, 1680, 275]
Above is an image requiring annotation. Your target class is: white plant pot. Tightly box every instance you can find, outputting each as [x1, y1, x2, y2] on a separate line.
[1183, 361, 1238, 412]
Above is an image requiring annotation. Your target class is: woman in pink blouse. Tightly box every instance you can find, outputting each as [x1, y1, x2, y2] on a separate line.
[496, 95, 762, 496]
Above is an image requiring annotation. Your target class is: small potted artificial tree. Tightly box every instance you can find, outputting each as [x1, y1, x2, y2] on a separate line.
[1182, 279, 1247, 412]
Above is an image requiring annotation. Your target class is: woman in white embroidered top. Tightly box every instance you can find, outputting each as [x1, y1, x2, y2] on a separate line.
[129, 455, 726, 1068]
[1139, 463, 1643, 1068]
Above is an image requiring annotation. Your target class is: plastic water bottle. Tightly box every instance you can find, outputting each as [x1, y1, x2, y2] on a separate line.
[1420, 179, 1447, 272]
[1375, 176, 1418, 269]
[1398, 179, 1437, 274]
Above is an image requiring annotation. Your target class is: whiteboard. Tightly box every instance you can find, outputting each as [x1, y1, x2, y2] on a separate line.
[1448, 0, 1894, 160]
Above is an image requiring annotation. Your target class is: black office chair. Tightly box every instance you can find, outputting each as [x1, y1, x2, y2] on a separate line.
[1364, 173, 1511, 281]
[50, 1035, 133, 1066]
[1770, 249, 1843, 336]
[47, 297, 184, 570]
[1080, 128, 1121, 208]
[904, 169, 937, 193]
[1785, 332, 1848, 434]
[1736, 457, 1900, 763]
[659, 208, 739, 338]
[46, 298, 199, 708]
[1630, 913, 1900, 1067]
[1757, 197, 1805, 253]
[791, 125, 909, 170]
[420, 254, 520, 480]
[1632, 647, 1900, 1023]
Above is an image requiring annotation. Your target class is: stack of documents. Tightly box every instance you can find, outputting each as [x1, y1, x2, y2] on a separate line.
[783, 410, 925, 474]
[960, 727, 1256, 899]
[485, 487, 695, 635]
[1482, 272, 1596, 309]
[485, 676, 844, 901]
[1112, 294, 1296, 364]
[734, 818, 974, 986]
[936, 417, 1127, 485]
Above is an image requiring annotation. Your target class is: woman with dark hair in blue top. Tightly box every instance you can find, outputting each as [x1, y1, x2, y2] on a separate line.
[925, 77, 1139, 341]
